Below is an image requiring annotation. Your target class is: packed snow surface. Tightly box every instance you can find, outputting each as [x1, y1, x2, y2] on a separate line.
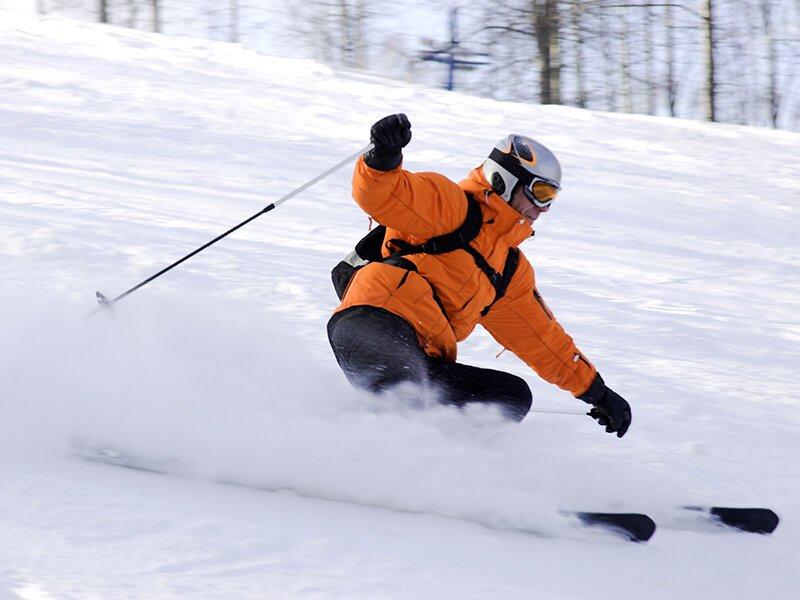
[1, 11, 799, 600]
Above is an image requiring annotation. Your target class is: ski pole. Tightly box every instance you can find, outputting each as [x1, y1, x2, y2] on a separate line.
[88, 143, 373, 317]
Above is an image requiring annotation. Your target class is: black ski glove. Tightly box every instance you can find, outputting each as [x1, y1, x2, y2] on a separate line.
[364, 113, 412, 171]
[578, 373, 632, 438]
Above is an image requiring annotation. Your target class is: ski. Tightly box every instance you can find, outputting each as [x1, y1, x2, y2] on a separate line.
[682, 506, 780, 534]
[570, 512, 656, 543]
[77, 444, 778, 541]
[71, 443, 655, 543]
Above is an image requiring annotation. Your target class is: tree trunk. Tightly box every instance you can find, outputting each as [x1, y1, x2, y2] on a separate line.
[99, 0, 109, 24]
[534, 0, 561, 105]
[664, 2, 677, 117]
[620, 9, 633, 113]
[571, 0, 587, 108]
[703, 0, 717, 122]
[152, 0, 161, 33]
[645, 2, 656, 115]
[548, 1, 561, 104]
[353, 0, 367, 69]
[338, 0, 354, 68]
[599, 2, 616, 111]
[229, 0, 239, 43]
[761, 0, 778, 127]
[127, 0, 138, 28]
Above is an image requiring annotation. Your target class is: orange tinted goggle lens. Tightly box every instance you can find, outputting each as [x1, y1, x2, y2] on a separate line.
[531, 180, 558, 203]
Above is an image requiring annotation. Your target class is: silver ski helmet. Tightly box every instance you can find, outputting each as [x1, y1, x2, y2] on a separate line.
[482, 134, 562, 202]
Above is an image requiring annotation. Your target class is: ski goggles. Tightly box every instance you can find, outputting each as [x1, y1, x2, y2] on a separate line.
[522, 177, 559, 208]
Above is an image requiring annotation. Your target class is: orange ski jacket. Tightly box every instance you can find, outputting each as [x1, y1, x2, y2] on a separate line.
[333, 156, 596, 397]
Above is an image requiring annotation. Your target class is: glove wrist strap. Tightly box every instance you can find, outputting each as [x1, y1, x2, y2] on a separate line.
[364, 149, 402, 171]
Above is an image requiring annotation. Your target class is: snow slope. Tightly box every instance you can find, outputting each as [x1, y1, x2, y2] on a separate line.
[1, 11, 799, 600]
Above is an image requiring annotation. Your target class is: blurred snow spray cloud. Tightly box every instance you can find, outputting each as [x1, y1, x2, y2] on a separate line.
[0, 292, 569, 531]
[0, 291, 692, 534]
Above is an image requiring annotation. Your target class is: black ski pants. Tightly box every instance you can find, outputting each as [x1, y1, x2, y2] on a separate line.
[327, 306, 532, 422]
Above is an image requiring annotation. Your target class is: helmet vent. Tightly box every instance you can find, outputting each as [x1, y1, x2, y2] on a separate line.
[512, 136, 534, 162]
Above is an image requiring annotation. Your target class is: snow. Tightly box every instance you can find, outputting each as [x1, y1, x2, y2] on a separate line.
[1, 10, 799, 600]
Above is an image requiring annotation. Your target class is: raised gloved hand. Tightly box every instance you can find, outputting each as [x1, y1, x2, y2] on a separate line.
[578, 373, 632, 438]
[364, 113, 412, 171]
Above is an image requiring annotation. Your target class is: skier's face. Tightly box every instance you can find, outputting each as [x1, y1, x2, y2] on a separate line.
[509, 184, 550, 224]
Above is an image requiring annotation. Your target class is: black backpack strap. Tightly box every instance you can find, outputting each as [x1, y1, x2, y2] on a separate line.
[386, 193, 483, 256]
[480, 248, 520, 317]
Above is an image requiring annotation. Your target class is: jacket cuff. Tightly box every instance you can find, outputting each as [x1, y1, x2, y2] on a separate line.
[578, 372, 606, 405]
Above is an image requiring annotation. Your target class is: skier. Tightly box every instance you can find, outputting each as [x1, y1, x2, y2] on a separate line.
[327, 114, 631, 437]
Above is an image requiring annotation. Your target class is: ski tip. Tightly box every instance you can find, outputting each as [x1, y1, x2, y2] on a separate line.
[575, 512, 657, 543]
[710, 507, 780, 534]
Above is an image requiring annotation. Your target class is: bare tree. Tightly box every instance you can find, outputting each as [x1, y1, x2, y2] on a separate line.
[619, 7, 633, 112]
[664, 1, 677, 117]
[127, 0, 138, 28]
[339, 0, 368, 69]
[480, 1, 563, 105]
[99, 1, 161, 34]
[760, 0, 779, 127]
[568, 0, 588, 108]
[229, 0, 239, 43]
[598, 2, 617, 111]
[702, 0, 717, 122]
[152, 0, 161, 33]
[533, 0, 561, 104]
[644, 1, 656, 114]
[286, 1, 369, 69]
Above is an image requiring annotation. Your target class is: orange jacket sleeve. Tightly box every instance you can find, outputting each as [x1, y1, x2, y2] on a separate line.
[351, 156, 466, 239]
[479, 252, 597, 397]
